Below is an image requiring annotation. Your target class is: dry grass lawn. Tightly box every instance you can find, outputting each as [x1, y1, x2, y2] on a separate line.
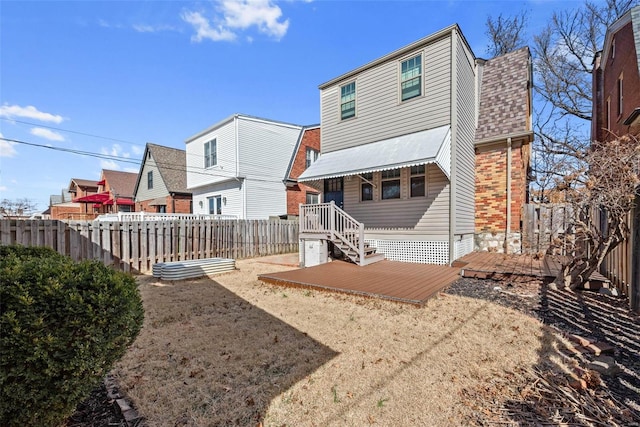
[113, 257, 573, 426]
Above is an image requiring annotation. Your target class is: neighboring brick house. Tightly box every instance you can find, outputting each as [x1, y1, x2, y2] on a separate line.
[592, 6, 640, 309]
[283, 125, 321, 216]
[474, 47, 534, 253]
[592, 6, 640, 141]
[50, 178, 99, 220]
[73, 170, 137, 215]
[134, 143, 192, 214]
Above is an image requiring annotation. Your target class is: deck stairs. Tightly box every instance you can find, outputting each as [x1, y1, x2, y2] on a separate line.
[299, 201, 384, 266]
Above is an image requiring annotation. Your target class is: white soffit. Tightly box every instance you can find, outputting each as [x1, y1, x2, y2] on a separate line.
[298, 125, 451, 182]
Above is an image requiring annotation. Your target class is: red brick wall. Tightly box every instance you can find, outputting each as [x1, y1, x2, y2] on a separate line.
[50, 205, 82, 220]
[136, 195, 192, 213]
[475, 140, 529, 233]
[286, 127, 321, 216]
[595, 21, 640, 141]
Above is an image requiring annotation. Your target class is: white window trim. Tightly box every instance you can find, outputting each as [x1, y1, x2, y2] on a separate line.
[399, 52, 424, 103]
[339, 80, 357, 121]
[204, 138, 218, 169]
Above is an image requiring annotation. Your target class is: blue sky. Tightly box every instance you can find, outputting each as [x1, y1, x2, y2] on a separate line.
[0, 0, 586, 212]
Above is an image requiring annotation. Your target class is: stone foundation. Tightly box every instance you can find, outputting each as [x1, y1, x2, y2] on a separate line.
[475, 231, 522, 254]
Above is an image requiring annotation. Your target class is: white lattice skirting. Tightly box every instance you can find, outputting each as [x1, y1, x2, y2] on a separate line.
[364, 239, 449, 265]
[454, 235, 474, 260]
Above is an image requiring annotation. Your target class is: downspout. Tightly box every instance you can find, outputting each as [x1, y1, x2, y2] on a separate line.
[505, 137, 512, 254]
[234, 115, 247, 219]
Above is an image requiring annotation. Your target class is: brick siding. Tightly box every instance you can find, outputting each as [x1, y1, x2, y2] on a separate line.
[286, 127, 321, 216]
[475, 141, 529, 233]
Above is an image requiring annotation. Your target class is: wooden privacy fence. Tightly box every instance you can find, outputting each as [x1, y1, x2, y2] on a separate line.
[522, 204, 572, 255]
[0, 219, 299, 274]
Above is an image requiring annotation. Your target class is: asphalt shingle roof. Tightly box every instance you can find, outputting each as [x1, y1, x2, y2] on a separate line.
[146, 143, 189, 194]
[102, 170, 138, 198]
[475, 47, 531, 142]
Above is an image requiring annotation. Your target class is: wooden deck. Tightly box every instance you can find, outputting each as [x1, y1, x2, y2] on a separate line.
[457, 252, 610, 283]
[258, 260, 461, 306]
[257, 252, 611, 306]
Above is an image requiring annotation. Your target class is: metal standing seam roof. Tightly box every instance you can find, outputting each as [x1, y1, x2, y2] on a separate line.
[297, 125, 451, 182]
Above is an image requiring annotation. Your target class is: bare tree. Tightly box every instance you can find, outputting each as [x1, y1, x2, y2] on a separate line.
[0, 198, 39, 218]
[551, 134, 640, 289]
[531, 0, 638, 156]
[485, 11, 529, 57]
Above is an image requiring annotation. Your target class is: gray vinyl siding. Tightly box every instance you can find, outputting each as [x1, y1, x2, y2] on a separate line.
[135, 154, 169, 202]
[452, 33, 477, 235]
[342, 164, 449, 236]
[320, 33, 452, 153]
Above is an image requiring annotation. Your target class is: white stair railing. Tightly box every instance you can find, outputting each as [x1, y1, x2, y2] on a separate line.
[299, 201, 365, 265]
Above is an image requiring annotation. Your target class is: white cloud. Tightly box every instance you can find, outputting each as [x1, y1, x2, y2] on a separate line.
[0, 186, 7, 192]
[182, 10, 236, 41]
[124, 167, 140, 174]
[182, 0, 289, 43]
[30, 127, 65, 142]
[131, 145, 144, 156]
[0, 104, 64, 123]
[100, 159, 120, 170]
[133, 23, 178, 33]
[0, 132, 17, 157]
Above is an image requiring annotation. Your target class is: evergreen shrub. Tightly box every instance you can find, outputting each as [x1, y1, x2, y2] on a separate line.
[0, 245, 144, 426]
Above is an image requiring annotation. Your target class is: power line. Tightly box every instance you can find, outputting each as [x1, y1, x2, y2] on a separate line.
[1, 117, 296, 175]
[1, 136, 291, 183]
[0, 117, 142, 146]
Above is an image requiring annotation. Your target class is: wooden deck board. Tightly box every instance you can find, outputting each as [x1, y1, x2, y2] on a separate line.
[258, 260, 461, 306]
[258, 252, 610, 306]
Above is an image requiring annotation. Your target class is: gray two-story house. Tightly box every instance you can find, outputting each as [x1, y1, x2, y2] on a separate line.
[298, 25, 480, 265]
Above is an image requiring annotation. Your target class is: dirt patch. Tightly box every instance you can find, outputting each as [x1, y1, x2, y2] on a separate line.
[68, 258, 640, 426]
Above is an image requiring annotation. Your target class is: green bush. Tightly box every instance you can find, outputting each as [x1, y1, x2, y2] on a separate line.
[0, 245, 144, 426]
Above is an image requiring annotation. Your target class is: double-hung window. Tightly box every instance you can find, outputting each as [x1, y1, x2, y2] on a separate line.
[361, 173, 373, 201]
[306, 148, 318, 168]
[207, 195, 222, 215]
[305, 192, 319, 204]
[401, 54, 422, 101]
[204, 139, 217, 168]
[410, 165, 426, 197]
[381, 170, 401, 200]
[147, 171, 153, 189]
[340, 82, 356, 120]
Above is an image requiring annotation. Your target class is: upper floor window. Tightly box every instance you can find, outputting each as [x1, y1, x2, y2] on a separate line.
[617, 74, 623, 117]
[381, 169, 401, 199]
[410, 165, 426, 197]
[360, 173, 373, 201]
[147, 171, 153, 189]
[401, 54, 422, 101]
[204, 139, 217, 168]
[306, 148, 318, 168]
[340, 82, 356, 120]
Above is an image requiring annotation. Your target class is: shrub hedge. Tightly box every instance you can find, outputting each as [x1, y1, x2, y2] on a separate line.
[0, 245, 144, 426]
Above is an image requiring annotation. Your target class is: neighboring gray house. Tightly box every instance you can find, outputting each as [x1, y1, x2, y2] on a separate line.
[298, 25, 480, 265]
[134, 143, 192, 213]
[185, 114, 303, 219]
